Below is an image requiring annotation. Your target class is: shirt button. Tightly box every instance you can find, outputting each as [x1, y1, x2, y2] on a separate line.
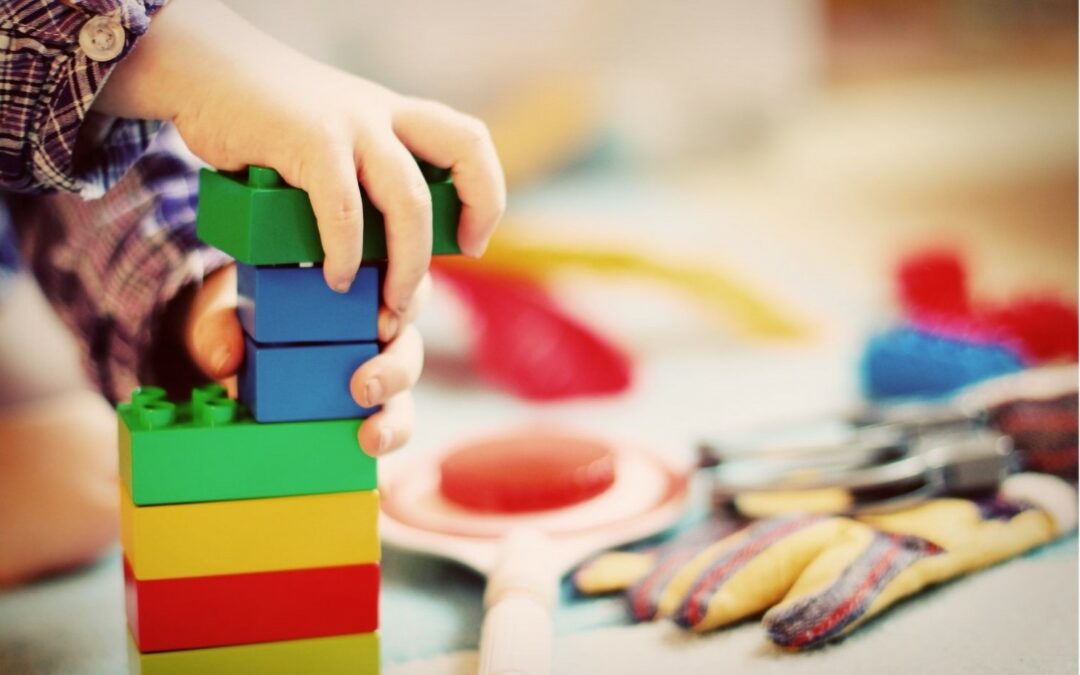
[79, 16, 126, 62]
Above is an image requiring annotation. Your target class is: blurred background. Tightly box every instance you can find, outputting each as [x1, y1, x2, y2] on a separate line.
[222, 0, 1077, 425]
[227, 0, 1077, 298]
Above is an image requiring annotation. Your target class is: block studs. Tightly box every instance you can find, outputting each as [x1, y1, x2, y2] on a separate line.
[197, 398, 238, 427]
[131, 386, 167, 407]
[247, 166, 283, 188]
[191, 383, 228, 407]
[137, 401, 177, 430]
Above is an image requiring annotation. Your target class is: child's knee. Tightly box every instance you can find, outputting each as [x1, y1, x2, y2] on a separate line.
[0, 275, 90, 406]
[0, 391, 118, 586]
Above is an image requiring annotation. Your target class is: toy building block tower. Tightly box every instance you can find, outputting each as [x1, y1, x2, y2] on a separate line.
[119, 161, 461, 674]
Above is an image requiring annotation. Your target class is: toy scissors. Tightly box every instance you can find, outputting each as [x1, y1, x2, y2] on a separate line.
[700, 365, 1078, 515]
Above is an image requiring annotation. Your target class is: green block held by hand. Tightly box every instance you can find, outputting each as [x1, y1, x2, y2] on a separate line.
[196, 162, 462, 265]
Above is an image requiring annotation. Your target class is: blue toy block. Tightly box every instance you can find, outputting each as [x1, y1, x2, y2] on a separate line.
[239, 337, 380, 422]
[237, 263, 380, 344]
[860, 326, 1024, 401]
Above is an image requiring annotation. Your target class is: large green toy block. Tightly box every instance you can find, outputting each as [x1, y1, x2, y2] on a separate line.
[196, 163, 462, 265]
[118, 384, 375, 506]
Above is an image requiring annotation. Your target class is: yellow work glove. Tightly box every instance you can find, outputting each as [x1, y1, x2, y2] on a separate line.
[573, 473, 1076, 649]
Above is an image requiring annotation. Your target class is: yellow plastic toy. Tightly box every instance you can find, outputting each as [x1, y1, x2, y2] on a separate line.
[121, 485, 379, 580]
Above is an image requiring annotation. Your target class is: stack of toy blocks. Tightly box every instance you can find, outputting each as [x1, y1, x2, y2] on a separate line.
[119, 162, 461, 675]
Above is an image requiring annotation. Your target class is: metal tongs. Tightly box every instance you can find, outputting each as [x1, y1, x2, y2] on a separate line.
[700, 365, 1078, 514]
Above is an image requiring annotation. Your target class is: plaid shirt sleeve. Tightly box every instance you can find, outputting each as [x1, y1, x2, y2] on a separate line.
[1, 0, 168, 197]
[9, 126, 231, 402]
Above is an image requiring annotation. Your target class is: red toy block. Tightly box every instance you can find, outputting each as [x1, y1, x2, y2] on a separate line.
[125, 557, 379, 652]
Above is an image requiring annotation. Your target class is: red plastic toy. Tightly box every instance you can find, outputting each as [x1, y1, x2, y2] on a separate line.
[439, 431, 617, 513]
[434, 263, 632, 401]
[125, 558, 379, 653]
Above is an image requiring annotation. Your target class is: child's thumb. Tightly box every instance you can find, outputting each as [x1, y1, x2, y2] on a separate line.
[183, 265, 245, 379]
[189, 308, 245, 379]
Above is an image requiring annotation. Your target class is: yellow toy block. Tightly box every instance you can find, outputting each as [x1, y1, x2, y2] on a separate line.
[121, 484, 379, 580]
[127, 630, 379, 675]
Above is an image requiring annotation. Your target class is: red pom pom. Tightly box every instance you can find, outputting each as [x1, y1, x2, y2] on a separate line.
[896, 249, 971, 319]
[894, 248, 1077, 365]
[979, 296, 1079, 363]
[439, 432, 617, 513]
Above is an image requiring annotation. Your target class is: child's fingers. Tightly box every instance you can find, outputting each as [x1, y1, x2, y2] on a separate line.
[393, 100, 506, 258]
[349, 324, 424, 409]
[378, 272, 432, 343]
[356, 138, 432, 313]
[298, 149, 365, 293]
[357, 391, 415, 457]
[184, 265, 245, 379]
[189, 307, 245, 379]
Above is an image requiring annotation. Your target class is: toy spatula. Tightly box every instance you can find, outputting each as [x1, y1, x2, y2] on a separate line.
[379, 429, 689, 675]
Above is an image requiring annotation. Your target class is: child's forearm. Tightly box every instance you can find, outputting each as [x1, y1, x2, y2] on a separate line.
[94, 0, 309, 125]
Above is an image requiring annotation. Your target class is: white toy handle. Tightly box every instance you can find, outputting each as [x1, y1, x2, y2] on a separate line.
[478, 528, 556, 675]
[478, 590, 553, 675]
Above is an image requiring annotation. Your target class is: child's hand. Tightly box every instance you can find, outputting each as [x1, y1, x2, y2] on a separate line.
[183, 265, 427, 457]
[95, 0, 505, 314]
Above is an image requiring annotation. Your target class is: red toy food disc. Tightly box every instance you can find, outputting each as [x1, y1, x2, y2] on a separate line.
[438, 431, 618, 513]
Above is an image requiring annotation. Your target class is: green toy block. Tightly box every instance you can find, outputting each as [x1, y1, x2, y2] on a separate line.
[196, 162, 462, 265]
[118, 384, 375, 506]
